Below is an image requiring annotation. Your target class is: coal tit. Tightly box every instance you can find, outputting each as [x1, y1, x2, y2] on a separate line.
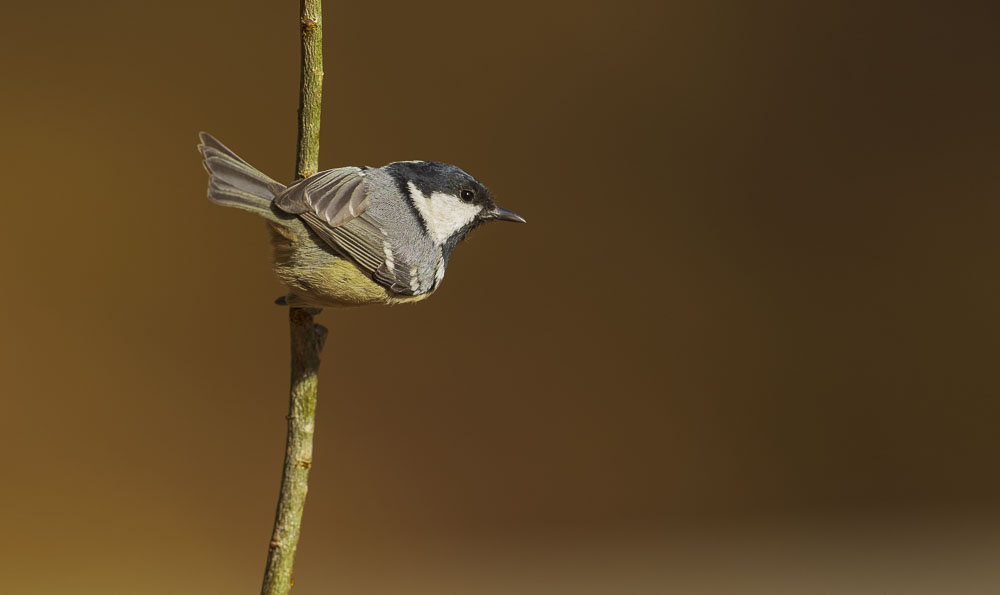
[198, 133, 525, 307]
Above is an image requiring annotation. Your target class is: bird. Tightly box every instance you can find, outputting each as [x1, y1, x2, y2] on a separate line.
[197, 132, 525, 308]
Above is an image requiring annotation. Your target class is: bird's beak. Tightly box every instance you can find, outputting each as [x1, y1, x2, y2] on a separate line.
[489, 205, 526, 223]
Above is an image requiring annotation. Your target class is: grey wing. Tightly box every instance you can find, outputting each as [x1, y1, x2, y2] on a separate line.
[299, 211, 426, 296]
[274, 168, 433, 295]
[273, 168, 370, 226]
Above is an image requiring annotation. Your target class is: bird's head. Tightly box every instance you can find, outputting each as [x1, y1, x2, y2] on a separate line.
[385, 161, 525, 254]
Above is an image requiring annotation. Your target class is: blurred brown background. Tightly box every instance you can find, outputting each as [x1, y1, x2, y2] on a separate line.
[2, 1, 1000, 593]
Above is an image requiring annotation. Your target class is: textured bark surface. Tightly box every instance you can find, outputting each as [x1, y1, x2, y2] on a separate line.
[295, 0, 323, 181]
[260, 1, 325, 594]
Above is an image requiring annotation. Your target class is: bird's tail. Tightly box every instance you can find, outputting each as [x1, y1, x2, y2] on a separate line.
[198, 132, 286, 218]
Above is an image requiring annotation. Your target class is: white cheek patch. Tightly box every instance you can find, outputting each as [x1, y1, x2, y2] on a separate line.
[408, 181, 482, 245]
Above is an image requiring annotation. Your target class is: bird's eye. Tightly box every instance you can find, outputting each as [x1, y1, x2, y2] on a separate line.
[460, 189, 475, 202]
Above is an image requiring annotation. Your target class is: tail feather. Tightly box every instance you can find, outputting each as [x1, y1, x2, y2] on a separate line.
[198, 132, 286, 218]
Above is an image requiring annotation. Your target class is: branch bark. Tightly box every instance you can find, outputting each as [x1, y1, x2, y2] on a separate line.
[295, 0, 323, 180]
[261, 1, 325, 594]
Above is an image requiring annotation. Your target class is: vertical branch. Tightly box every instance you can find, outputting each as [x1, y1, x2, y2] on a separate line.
[261, 1, 324, 594]
[296, 0, 323, 180]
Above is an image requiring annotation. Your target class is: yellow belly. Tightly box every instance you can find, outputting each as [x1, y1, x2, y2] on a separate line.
[266, 221, 432, 307]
